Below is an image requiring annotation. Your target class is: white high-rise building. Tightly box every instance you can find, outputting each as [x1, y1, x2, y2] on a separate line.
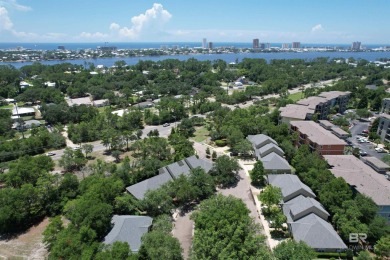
[202, 38, 207, 48]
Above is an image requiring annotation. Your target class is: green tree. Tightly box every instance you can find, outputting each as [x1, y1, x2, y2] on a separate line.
[258, 185, 282, 213]
[59, 148, 87, 172]
[233, 139, 253, 155]
[82, 143, 94, 158]
[273, 240, 316, 260]
[64, 198, 113, 238]
[367, 216, 390, 243]
[356, 108, 371, 118]
[250, 160, 265, 185]
[318, 177, 353, 214]
[211, 150, 217, 161]
[138, 230, 183, 260]
[190, 194, 271, 259]
[43, 216, 64, 249]
[188, 167, 215, 201]
[112, 150, 122, 163]
[95, 241, 133, 260]
[356, 250, 373, 260]
[205, 147, 210, 158]
[209, 155, 241, 187]
[141, 187, 175, 217]
[374, 235, 390, 258]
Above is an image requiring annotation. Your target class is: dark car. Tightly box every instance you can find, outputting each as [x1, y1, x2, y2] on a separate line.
[359, 150, 368, 156]
[230, 152, 238, 156]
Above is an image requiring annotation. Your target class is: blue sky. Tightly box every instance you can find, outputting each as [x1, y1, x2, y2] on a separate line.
[1, 0, 390, 44]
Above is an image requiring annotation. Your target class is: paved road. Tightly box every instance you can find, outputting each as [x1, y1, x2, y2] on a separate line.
[213, 78, 340, 111]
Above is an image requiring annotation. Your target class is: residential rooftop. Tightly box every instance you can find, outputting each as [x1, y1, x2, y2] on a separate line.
[267, 174, 316, 202]
[296, 96, 329, 109]
[103, 215, 153, 252]
[290, 213, 347, 250]
[126, 155, 212, 200]
[279, 104, 313, 120]
[318, 91, 351, 100]
[324, 155, 390, 206]
[291, 121, 347, 146]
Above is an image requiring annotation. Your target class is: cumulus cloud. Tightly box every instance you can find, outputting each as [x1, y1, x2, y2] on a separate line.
[311, 24, 323, 32]
[117, 3, 172, 39]
[0, 0, 31, 11]
[109, 22, 120, 31]
[0, 7, 13, 30]
[79, 31, 109, 39]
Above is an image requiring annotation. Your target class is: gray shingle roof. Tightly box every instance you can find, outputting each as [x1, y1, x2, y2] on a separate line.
[185, 155, 213, 173]
[165, 161, 191, 179]
[283, 195, 330, 222]
[126, 156, 212, 200]
[103, 215, 153, 252]
[290, 213, 347, 250]
[267, 174, 316, 202]
[247, 134, 278, 149]
[258, 143, 284, 158]
[261, 153, 291, 172]
[126, 172, 173, 200]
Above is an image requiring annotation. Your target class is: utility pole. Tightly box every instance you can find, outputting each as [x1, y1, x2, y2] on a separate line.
[13, 101, 25, 139]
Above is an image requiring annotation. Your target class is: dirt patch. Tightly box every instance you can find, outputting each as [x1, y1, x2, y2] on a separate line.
[0, 218, 49, 260]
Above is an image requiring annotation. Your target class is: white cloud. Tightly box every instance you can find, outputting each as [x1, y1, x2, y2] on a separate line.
[79, 31, 109, 39]
[117, 3, 172, 39]
[0, 7, 13, 30]
[311, 24, 323, 32]
[109, 22, 120, 31]
[0, 0, 31, 11]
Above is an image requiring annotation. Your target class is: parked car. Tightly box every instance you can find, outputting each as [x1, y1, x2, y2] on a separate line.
[163, 123, 170, 127]
[230, 152, 238, 156]
[375, 147, 385, 153]
[362, 129, 369, 134]
[72, 147, 81, 150]
[359, 150, 368, 156]
[46, 152, 55, 156]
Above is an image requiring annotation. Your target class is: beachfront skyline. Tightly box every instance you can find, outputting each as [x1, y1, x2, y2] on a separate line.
[1, 0, 390, 44]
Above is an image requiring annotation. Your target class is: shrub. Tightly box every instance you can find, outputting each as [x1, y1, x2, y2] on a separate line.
[215, 139, 227, 147]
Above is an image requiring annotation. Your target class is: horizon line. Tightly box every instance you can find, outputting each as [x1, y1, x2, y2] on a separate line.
[0, 41, 389, 45]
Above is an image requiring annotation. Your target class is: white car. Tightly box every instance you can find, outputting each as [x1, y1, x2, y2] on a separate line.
[45, 152, 55, 156]
[375, 147, 385, 153]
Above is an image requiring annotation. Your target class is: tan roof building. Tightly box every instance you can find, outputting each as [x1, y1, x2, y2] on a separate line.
[324, 155, 390, 222]
[290, 121, 346, 155]
[279, 91, 351, 124]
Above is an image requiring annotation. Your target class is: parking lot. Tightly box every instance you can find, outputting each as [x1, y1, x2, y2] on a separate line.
[347, 121, 388, 160]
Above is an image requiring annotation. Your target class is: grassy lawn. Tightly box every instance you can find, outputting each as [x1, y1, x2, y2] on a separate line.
[192, 126, 209, 142]
[0, 104, 13, 109]
[287, 92, 305, 102]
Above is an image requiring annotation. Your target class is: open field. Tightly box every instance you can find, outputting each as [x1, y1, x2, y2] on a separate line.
[192, 126, 209, 142]
[287, 91, 305, 102]
[0, 218, 48, 260]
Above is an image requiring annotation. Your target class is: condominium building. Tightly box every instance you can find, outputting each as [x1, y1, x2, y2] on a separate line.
[279, 91, 351, 124]
[351, 41, 361, 50]
[290, 121, 347, 155]
[202, 38, 207, 48]
[377, 98, 390, 143]
[292, 42, 301, 49]
[208, 42, 213, 49]
[282, 43, 289, 49]
[324, 155, 390, 222]
[253, 39, 259, 49]
[381, 98, 390, 114]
